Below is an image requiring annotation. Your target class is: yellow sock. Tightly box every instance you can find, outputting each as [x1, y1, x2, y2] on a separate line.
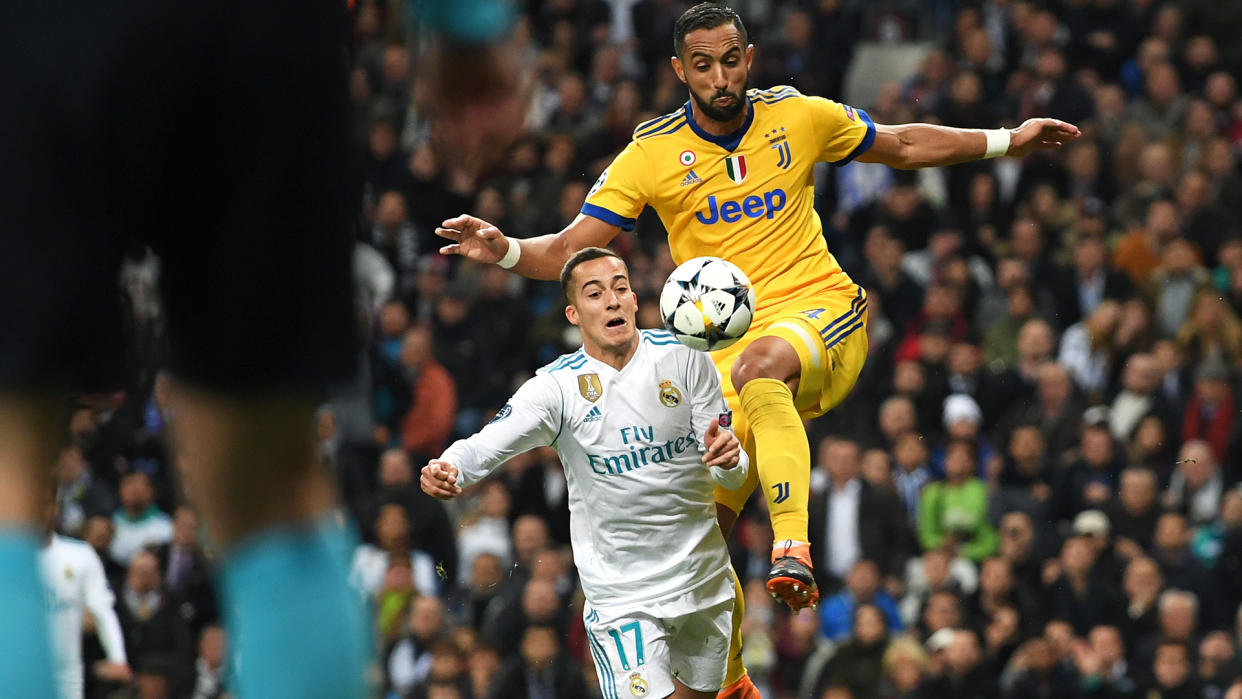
[723, 566, 748, 687]
[739, 377, 809, 545]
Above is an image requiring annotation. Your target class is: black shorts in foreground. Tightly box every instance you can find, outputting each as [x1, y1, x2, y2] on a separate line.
[0, 0, 357, 394]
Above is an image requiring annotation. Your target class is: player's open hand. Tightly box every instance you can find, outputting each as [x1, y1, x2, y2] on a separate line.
[421, 460, 462, 500]
[703, 417, 741, 469]
[1006, 118, 1081, 158]
[436, 215, 510, 264]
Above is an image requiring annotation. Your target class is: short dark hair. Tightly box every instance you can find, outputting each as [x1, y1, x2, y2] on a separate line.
[673, 3, 748, 57]
[560, 246, 625, 300]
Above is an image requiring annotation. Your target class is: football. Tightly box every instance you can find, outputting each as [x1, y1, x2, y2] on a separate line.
[659, 257, 756, 352]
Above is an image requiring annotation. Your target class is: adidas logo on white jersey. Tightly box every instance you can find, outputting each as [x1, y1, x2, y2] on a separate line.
[583, 406, 603, 423]
[680, 170, 701, 187]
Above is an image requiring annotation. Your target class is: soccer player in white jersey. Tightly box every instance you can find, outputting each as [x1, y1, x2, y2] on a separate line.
[38, 493, 130, 699]
[421, 247, 748, 699]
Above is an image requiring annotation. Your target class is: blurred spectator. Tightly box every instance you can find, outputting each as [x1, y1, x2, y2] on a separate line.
[116, 550, 191, 692]
[813, 602, 891, 698]
[1053, 227, 1132, 327]
[925, 628, 994, 699]
[1108, 467, 1162, 559]
[919, 439, 998, 562]
[1058, 299, 1121, 402]
[990, 319, 1055, 418]
[188, 624, 226, 699]
[1000, 635, 1078, 699]
[968, 556, 1039, 638]
[109, 472, 173, 567]
[1199, 630, 1240, 696]
[504, 449, 571, 546]
[1108, 353, 1175, 444]
[891, 431, 932, 526]
[931, 394, 996, 479]
[992, 424, 1052, 519]
[352, 448, 458, 584]
[1129, 62, 1189, 141]
[1051, 421, 1124, 525]
[1165, 440, 1225, 526]
[819, 560, 904, 642]
[152, 507, 216, 641]
[56, 445, 115, 538]
[1074, 624, 1139, 697]
[1178, 293, 1242, 372]
[350, 502, 440, 600]
[385, 595, 447, 697]
[398, 325, 458, 462]
[1152, 513, 1221, 622]
[901, 547, 978, 629]
[408, 638, 470, 698]
[777, 602, 834, 697]
[1149, 237, 1211, 339]
[996, 510, 1046, 594]
[809, 437, 910, 593]
[485, 623, 588, 699]
[483, 576, 567, 660]
[370, 189, 424, 300]
[1181, 359, 1236, 465]
[1144, 639, 1201, 697]
[1043, 534, 1124, 636]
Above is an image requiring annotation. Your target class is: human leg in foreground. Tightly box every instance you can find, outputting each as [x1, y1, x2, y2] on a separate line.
[719, 294, 870, 614]
[0, 399, 60, 697]
[170, 390, 370, 698]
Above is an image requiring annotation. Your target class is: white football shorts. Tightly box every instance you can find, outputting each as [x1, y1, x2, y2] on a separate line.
[583, 597, 734, 698]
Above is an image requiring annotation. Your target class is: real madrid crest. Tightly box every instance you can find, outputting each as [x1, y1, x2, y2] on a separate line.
[658, 380, 682, 408]
[629, 673, 649, 697]
[578, 373, 603, 402]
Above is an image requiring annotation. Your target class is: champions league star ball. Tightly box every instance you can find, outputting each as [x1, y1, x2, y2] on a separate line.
[659, 256, 756, 352]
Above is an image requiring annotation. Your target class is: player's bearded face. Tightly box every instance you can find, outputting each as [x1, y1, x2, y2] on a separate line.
[691, 79, 747, 122]
[677, 26, 751, 124]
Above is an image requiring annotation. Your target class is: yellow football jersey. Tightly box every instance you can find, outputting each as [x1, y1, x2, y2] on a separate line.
[582, 85, 875, 328]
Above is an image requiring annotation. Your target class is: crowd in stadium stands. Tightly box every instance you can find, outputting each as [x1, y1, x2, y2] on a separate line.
[53, 0, 1242, 697]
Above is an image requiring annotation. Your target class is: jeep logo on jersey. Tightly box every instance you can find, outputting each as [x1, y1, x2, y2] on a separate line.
[694, 189, 787, 224]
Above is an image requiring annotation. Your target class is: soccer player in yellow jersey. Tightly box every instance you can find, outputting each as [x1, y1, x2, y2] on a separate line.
[439, 3, 1079, 696]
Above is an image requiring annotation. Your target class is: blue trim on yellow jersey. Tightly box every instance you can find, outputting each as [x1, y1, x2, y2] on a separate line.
[751, 86, 799, 105]
[580, 202, 636, 231]
[634, 108, 686, 138]
[831, 108, 876, 167]
[637, 117, 687, 140]
[817, 289, 865, 337]
[684, 99, 754, 152]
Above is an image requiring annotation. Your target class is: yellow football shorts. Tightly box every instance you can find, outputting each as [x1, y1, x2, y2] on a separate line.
[712, 286, 869, 513]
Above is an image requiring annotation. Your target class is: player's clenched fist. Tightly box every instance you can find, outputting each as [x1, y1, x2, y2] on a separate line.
[702, 417, 741, 470]
[421, 460, 463, 500]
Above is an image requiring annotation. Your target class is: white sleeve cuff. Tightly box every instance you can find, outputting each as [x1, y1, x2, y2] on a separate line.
[710, 449, 749, 490]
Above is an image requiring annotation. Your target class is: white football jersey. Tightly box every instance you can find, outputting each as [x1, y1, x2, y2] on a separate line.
[442, 329, 747, 617]
[40, 535, 127, 699]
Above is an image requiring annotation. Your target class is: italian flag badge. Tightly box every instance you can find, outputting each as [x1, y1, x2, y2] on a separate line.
[724, 154, 748, 184]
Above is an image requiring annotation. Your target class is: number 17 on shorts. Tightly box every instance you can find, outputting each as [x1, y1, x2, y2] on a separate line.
[583, 600, 733, 698]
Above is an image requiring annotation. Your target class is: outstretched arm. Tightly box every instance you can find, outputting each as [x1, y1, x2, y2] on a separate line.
[436, 212, 620, 281]
[421, 375, 561, 500]
[858, 118, 1081, 169]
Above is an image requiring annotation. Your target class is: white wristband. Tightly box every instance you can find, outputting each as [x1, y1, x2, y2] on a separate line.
[983, 129, 1011, 159]
[496, 238, 521, 269]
